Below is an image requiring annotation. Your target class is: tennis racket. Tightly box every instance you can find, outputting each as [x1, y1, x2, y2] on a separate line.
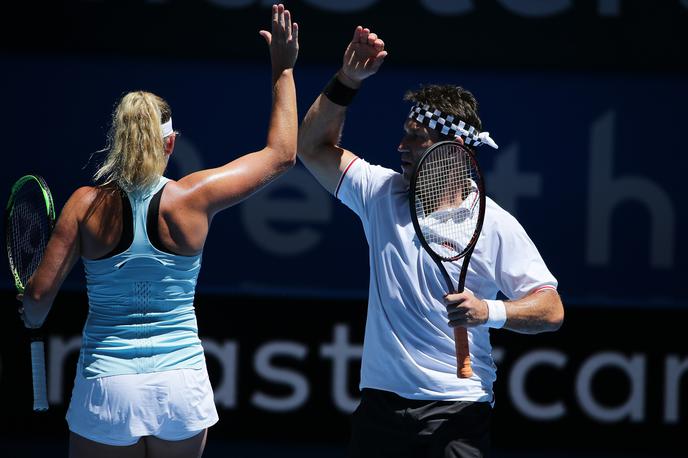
[5, 174, 55, 411]
[409, 141, 486, 379]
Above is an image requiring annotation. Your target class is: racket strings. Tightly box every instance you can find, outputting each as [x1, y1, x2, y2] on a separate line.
[414, 146, 480, 260]
[8, 184, 52, 287]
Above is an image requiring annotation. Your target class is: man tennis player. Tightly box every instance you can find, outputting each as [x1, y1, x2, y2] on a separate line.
[298, 26, 564, 457]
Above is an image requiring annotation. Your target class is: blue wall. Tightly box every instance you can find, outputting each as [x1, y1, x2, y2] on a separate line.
[2, 56, 686, 306]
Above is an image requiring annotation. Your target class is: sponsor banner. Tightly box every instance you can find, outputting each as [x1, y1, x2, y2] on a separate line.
[0, 290, 683, 456]
[4, 1, 688, 72]
[1, 57, 685, 305]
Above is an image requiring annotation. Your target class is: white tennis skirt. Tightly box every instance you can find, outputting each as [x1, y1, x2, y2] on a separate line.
[66, 362, 219, 446]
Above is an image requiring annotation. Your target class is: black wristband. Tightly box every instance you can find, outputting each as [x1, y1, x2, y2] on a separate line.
[322, 74, 359, 106]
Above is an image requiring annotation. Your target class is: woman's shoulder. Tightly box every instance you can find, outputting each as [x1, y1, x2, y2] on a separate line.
[67, 184, 122, 221]
[71, 185, 99, 200]
[71, 184, 122, 204]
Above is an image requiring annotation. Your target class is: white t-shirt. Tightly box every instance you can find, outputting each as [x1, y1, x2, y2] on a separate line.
[336, 157, 558, 402]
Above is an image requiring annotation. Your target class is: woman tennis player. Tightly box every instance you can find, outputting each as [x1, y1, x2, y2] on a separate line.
[16, 4, 298, 457]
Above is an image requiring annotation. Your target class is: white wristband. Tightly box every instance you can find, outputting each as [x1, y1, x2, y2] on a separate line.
[484, 300, 507, 329]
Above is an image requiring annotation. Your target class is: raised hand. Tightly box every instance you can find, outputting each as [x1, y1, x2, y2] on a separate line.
[259, 4, 299, 73]
[339, 26, 388, 87]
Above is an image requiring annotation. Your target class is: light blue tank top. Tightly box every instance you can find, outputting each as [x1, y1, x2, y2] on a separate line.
[80, 177, 205, 379]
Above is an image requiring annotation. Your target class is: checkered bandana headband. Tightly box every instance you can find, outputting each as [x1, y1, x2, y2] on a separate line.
[408, 104, 499, 149]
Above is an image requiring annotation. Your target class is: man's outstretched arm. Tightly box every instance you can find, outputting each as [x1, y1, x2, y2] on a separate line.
[298, 26, 387, 194]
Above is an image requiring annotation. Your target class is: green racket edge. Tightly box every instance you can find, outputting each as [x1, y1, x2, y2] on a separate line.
[5, 174, 56, 292]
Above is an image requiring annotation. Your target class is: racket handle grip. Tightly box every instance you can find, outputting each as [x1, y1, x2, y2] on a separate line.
[454, 327, 473, 378]
[30, 340, 49, 411]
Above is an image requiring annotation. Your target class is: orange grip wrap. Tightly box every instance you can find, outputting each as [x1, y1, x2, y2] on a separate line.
[454, 327, 473, 378]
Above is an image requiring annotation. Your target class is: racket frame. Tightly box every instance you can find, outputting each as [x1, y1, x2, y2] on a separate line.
[409, 141, 486, 292]
[5, 174, 55, 412]
[408, 140, 487, 378]
[5, 174, 56, 293]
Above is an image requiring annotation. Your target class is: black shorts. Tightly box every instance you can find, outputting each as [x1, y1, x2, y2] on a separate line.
[347, 388, 491, 458]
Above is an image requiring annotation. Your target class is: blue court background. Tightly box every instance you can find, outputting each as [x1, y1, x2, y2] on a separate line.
[1, 2, 687, 457]
[2, 57, 685, 306]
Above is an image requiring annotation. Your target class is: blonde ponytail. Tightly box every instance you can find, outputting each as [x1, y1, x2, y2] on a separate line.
[94, 91, 172, 192]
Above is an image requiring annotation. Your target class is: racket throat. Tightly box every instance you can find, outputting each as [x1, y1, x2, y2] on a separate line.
[438, 262, 457, 293]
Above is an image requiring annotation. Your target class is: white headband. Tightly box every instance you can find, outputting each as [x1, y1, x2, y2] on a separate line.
[161, 118, 174, 138]
[409, 104, 499, 149]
